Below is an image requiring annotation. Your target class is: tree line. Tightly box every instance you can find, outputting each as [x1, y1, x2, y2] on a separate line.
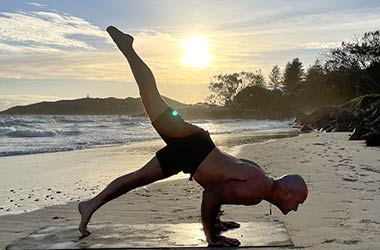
[206, 30, 380, 114]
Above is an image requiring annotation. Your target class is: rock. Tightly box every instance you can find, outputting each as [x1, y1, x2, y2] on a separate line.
[369, 114, 380, 130]
[295, 112, 307, 123]
[349, 127, 370, 140]
[364, 132, 380, 146]
[335, 110, 354, 131]
[300, 125, 313, 132]
[324, 125, 335, 132]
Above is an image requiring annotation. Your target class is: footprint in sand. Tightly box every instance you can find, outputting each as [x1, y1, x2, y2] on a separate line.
[341, 200, 354, 203]
[313, 142, 325, 146]
[322, 239, 336, 244]
[360, 219, 380, 225]
[361, 166, 380, 174]
[342, 239, 361, 245]
[359, 197, 374, 201]
[342, 177, 358, 182]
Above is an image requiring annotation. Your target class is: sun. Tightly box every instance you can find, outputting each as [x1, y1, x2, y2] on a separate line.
[181, 36, 212, 68]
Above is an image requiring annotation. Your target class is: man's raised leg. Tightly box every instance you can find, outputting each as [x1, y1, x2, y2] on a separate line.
[107, 26, 168, 122]
[78, 157, 166, 235]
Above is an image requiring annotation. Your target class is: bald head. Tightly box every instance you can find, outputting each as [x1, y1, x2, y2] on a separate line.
[280, 174, 308, 194]
[274, 174, 308, 214]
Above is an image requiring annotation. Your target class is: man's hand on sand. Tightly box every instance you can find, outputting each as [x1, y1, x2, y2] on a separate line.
[208, 235, 241, 247]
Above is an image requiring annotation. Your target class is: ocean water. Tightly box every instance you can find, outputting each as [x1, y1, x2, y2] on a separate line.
[0, 115, 295, 157]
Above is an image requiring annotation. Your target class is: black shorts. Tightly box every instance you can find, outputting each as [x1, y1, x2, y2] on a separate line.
[152, 107, 216, 179]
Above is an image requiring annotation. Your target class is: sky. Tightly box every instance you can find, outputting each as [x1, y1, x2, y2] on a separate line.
[0, 0, 380, 111]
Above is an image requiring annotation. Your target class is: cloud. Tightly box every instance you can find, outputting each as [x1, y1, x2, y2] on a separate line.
[0, 11, 111, 54]
[301, 42, 341, 49]
[0, 42, 61, 53]
[0, 94, 61, 112]
[0, 30, 218, 84]
[215, 5, 380, 35]
[28, 2, 47, 8]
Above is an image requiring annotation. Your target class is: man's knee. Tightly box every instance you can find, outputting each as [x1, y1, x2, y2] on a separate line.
[133, 170, 154, 186]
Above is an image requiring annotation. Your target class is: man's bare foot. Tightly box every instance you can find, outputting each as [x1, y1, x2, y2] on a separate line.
[78, 200, 95, 236]
[208, 235, 241, 247]
[106, 26, 134, 51]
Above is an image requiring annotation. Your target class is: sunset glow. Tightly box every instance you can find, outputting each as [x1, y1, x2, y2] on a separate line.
[181, 36, 212, 68]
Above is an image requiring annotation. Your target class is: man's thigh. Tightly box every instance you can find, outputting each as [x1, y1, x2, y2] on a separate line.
[152, 107, 200, 139]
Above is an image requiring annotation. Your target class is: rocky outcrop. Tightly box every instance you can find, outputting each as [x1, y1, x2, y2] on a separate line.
[296, 95, 380, 146]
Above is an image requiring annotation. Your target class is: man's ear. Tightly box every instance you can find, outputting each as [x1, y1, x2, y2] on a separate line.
[282, 188, 292, 200]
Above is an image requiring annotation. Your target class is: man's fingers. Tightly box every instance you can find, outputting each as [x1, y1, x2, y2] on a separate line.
[214, 222, 228, 233]
[223, 221, 240, 228]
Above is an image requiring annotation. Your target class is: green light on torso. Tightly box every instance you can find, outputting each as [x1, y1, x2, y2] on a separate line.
[171, 110, 178, 116]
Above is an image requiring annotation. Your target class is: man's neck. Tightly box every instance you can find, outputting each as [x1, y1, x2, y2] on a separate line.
[266, 178, 276, 216]
[265, 178, 276, 203]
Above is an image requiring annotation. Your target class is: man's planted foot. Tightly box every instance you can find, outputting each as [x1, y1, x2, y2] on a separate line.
[208, 235, 241, 247]
[78, 200, 95, 236]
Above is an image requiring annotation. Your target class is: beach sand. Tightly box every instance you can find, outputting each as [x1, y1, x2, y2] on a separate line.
[0, 132, 379, 249]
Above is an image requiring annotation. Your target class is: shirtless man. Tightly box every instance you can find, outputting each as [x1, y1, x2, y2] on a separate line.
[78, 26, 308, 247]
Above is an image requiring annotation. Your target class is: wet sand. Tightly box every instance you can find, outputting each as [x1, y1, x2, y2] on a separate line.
[1, 132, 379, 249]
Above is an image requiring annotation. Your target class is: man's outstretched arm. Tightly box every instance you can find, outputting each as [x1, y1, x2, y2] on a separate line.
[201, 190, 240, 247]
[201, 190, 220, 242]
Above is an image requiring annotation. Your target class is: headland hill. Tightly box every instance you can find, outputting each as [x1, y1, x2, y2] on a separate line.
[0, 96, 297, 120]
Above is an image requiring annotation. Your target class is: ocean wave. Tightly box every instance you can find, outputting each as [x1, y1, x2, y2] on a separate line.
[95, 124, 110, 128]
[120, 121, 139, 126]
[0, 116, 54, 125]
[7, 129, 58, 138]
[54, 117, 96, 123]
[0, 147, 74, 157]
[0, 127, 16, 136]
[57, 130, 82, 136]
[0, 120, 36, 127]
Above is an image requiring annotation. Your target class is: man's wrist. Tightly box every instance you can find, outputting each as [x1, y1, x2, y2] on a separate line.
[206, 232, 218, 242]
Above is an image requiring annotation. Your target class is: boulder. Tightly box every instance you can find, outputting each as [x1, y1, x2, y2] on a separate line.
[300, 125, 314, 133]
[349, 127, 370, 140]
[364, 132, 380, 146]
[335, 110, 354, 131]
